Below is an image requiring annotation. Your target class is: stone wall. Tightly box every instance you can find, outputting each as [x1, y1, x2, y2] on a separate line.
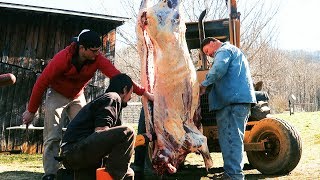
[121, 102, 142, 123]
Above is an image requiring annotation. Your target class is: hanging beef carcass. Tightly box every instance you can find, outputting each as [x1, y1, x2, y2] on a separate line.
[136, 0, 213, 174]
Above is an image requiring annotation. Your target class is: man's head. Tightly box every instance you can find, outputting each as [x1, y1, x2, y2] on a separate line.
[77, 29, 101, 61]
[106, 73, 134, 105]
[200, 37, 221, 57]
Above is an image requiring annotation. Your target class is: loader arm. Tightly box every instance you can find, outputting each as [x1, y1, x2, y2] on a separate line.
[228, 0, 241, 47]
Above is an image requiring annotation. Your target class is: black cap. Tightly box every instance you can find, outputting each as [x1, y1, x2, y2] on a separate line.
[76, 29, 101, 48]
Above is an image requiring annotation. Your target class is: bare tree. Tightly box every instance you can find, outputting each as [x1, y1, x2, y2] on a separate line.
[114, 47, 141, 81]
[112, 0, 320, 112]
[114, 0, 281, 76]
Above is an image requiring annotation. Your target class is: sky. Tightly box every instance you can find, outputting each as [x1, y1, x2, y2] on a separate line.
[1, 0, 319, 51]
[277, 0, 320, 51]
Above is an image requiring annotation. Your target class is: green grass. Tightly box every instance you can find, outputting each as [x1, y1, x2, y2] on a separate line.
[315, 134, 320, 144]
[0, 154, 43, 180]
[0, 153, 42, 164]
[273, 111, 320, 145]
[1, 111, 320, 179]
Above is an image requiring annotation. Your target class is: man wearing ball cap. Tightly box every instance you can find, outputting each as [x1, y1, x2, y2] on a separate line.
[22, 29, 154, 180]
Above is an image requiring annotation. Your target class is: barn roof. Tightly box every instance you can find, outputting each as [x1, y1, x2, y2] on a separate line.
[0, 1, 129, 26]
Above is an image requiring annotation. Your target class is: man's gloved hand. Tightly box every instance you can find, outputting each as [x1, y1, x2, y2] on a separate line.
[135, 132, 157, 147]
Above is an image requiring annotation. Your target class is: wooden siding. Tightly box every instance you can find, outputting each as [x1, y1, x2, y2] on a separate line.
[0, 7, 120, 153]
[0, 8, 118, 70]
[0, 63, 40, 153]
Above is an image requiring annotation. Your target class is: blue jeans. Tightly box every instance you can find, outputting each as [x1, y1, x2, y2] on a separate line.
[216, 104, 250, 180]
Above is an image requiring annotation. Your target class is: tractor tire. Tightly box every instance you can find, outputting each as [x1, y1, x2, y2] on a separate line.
[246, 118, 302, 175]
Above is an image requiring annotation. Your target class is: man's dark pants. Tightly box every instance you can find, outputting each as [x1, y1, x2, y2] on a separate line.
[61, 126, 135, 180]
[133, 109, 147, 173]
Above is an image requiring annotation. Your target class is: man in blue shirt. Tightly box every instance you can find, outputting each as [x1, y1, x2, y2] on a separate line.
[200, 37, 256, 180]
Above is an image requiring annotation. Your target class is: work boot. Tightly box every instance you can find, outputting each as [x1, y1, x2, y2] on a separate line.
[134, 170, 144, 180]
[42, 174, 55, 180]
[213, 172, 232, 180]
[131, 163, 144, 180]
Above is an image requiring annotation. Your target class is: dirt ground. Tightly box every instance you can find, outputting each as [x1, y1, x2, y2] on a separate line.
[141, 112, 320, 179]
[0, 112, 319, 179]
[1, 150, 319, 180]
[141, 148, 320, 180]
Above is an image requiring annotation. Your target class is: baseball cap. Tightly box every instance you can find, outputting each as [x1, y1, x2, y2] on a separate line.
[75, 29, 101, 48]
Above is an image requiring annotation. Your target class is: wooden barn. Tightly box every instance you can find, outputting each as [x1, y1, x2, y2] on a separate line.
[0, 1, 129, 153]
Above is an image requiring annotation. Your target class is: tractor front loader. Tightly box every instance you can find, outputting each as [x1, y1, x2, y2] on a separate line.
[184, 0, 302, 175]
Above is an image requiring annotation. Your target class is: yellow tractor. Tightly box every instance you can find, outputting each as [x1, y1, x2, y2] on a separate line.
[184, 0, 302, 174]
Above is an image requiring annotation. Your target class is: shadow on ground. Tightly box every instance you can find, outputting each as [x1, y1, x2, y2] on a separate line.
[143, 164, 224, 180]
[143, 163, 286, 180]
[0, 171, 43, 180]
[0, 164, 287, 180]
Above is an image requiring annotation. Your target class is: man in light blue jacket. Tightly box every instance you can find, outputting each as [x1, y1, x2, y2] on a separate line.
[199, 37, 256, 180]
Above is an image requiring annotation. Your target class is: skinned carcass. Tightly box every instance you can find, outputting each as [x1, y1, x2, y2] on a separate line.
[136, 0, 213, 174]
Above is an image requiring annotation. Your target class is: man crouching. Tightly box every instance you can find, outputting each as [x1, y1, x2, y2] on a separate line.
[60, 73, 136, 180]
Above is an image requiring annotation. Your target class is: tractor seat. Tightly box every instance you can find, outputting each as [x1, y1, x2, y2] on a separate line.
[255, 91, 269, 102]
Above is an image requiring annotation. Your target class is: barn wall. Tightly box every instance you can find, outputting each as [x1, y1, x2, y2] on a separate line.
[0, 8, 117, 70]
[0, 7, 120, 153]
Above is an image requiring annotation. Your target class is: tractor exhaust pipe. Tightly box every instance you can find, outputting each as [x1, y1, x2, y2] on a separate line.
[198, 9, 208, 70]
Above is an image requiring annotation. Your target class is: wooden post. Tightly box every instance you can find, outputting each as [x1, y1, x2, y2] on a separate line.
[289, 94, 296, 115]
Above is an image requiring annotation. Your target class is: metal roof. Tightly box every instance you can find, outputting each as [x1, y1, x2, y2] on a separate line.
[0, 1, 130, 23]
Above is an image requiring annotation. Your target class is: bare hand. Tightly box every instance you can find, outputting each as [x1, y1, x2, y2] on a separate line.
[95, 126, 110, 132]
[145, 132, 157, 142]
[143, 91, 154, 101]
[166, 163, 177, 174]
[199, 84, 207, 95]
[22, 110, 35, 125]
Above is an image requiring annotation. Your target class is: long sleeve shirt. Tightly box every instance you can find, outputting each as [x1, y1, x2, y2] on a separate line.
[62, 92, 122, 143]
[201, 42, 256, 111]
[28, 42, 145, 113]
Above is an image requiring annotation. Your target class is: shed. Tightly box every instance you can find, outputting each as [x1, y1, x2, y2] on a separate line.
[0, 1, 129, 153]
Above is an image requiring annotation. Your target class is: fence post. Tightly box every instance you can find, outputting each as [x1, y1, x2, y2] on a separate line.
[289, 94, 296, 115]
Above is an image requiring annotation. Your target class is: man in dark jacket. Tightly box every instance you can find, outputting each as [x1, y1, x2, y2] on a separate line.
[60, 73, 136, 180]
